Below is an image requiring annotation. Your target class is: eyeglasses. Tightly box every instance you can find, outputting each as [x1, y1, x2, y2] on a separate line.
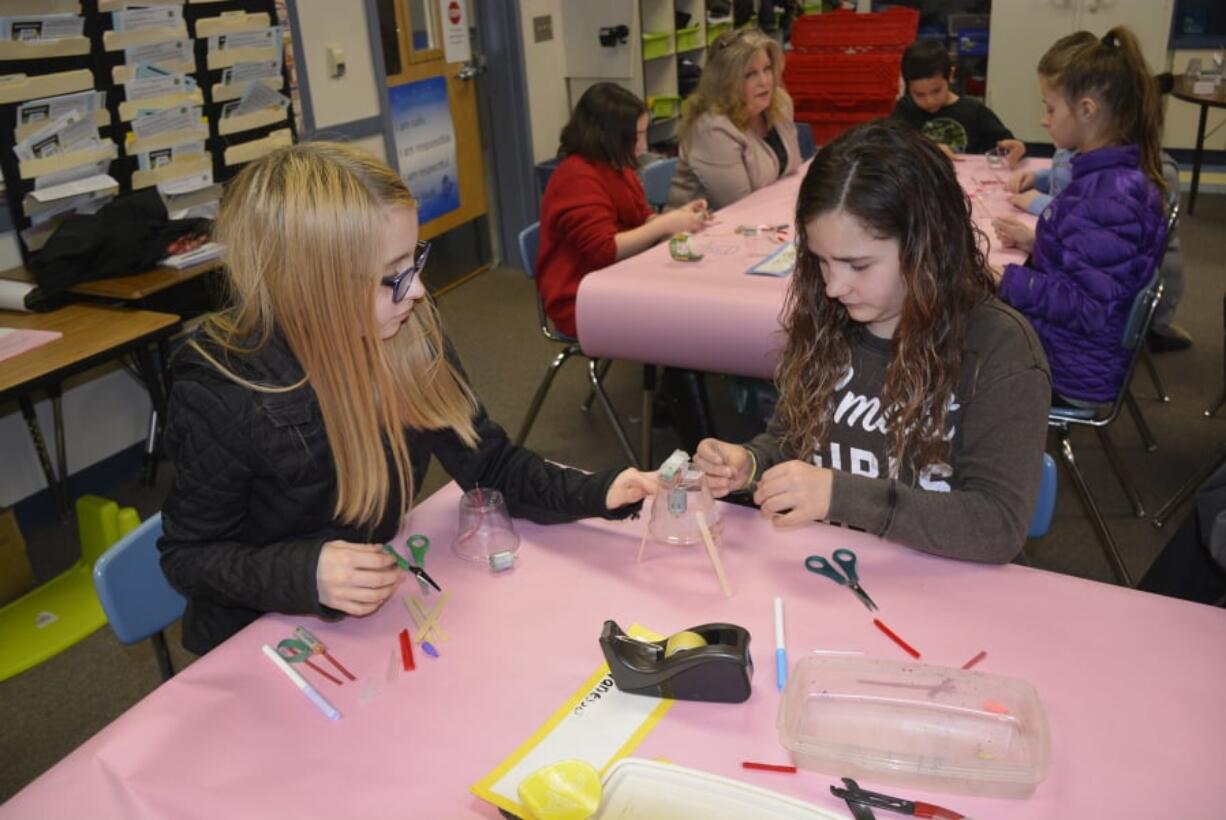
[716, 29, 750, 50]
[381, 240, 431, 303]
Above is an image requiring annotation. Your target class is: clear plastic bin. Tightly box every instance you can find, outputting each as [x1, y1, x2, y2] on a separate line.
[777, 655, 1050, 798]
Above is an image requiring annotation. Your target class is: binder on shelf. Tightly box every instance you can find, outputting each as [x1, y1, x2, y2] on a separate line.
[103, 24, 190, 52]
[113, 60, 196, 85]
[211, 75, 280, 103]
[14, 108, 110, 142]
[18, 143, 117, 182]
[0, 70, 94, 106]
[126, 123, 209, 155]
[223, 127, 291, 166]
[97, 0, 183, 11]
[1, 0, 81, 14]
[217, 105, 285, 136]
[195, 12, 271, 37]
[0, 37, 91, 61]
[131, 153, 211, 190]
[118, 89, 203, 121]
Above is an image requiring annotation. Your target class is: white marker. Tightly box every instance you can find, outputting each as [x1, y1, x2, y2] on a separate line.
[774, 596, 788, 692]
[262, 643, 341, 721]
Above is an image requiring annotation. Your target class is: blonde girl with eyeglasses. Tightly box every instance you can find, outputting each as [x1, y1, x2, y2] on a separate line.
[158, 142, 657, 655]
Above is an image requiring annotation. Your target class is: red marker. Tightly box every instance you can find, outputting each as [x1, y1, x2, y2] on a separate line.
[399, 628, 415, 671]
[741, 761, 797, 773]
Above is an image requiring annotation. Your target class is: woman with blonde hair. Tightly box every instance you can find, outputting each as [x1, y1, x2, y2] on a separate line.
[158, 142, 657, 655]
[667, 27, 801, 211]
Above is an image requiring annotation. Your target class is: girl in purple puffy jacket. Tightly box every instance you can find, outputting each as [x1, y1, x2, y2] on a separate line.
[990, 27, 1167, 405]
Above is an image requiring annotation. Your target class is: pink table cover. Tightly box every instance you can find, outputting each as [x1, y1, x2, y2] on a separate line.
[577, 156, 1042, 377]
[5, 480, 1225, 819]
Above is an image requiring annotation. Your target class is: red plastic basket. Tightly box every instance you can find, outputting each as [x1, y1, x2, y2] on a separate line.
[796, 104, 894, 146]
[784, 51, 902, 104]
[791, 7, 920, 53]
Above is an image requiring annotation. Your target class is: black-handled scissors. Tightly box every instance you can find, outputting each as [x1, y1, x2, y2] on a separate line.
[804, 548, 878, 611]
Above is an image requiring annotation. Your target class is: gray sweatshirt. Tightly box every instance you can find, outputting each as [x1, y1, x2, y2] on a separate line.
[746, 297, 1051, 563]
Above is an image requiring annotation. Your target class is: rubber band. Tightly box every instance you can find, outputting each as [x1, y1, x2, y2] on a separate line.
[961, 650, 987, 670]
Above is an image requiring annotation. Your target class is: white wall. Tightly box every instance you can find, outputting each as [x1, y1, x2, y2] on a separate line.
[520, 0, 570, 163]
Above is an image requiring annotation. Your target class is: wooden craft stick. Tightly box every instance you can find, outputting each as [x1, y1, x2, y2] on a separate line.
[636, 529, 650, 563]
[404, 591, 451, 644]
[695, 512, 732, 598]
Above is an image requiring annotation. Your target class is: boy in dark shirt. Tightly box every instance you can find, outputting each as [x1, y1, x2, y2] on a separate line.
[891, 39, 1025, 166]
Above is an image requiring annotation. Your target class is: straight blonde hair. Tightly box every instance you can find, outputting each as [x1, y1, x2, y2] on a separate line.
[197, 141, 477, 529]
[680, 28, 792, 138]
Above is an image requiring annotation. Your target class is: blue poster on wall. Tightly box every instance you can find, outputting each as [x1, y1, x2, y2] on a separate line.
[388, 76, 460, 224]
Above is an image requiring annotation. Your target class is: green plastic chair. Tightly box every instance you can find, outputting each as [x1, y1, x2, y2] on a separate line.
[0, 496, 138, 682]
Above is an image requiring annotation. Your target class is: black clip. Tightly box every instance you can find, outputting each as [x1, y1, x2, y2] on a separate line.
[598, 25, 629, 47]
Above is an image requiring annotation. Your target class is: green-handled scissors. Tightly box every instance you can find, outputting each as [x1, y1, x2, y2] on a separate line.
[805, 549, 878, 611]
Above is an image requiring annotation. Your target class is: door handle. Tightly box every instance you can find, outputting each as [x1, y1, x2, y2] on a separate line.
[457, 59, 485, 81]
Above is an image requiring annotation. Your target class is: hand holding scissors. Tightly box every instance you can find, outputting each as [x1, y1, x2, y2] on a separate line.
[805, 548, 878, 611]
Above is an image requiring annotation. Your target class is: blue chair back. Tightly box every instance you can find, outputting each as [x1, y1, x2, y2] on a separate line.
[535, 157, 562, 196]
[519, 221, 540, 281]
[639, 157, 678, 211]
[796, 122, 817, 161]
[92, 514, 185, 645]
[1028, 453, 1057, 539]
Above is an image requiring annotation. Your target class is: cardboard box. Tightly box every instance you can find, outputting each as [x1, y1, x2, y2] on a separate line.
[0, 508, 35, 607]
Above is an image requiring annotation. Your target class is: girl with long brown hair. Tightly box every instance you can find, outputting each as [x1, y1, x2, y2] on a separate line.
[158, 142, 657, 655]
[694, 120, 1051, 562]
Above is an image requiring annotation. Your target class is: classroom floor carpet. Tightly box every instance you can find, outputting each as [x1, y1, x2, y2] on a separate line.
[2, 192, 1223, 804]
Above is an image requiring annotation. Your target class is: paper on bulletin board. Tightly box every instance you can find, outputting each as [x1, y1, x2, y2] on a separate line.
[389, 76, 460, 225]
[470, 625, 673, 817]
[438, 0, 471, 65]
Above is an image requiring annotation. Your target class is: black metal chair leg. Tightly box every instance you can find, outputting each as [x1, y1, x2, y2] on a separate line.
[1124, 390, 1157, 452]
[1057, 430, 1134, 586]
[1138, 347, 1169, 402]
[588, 359, 641, 468]
[516, 345, 581, 445]
[581, 359, 613, 413]
[152, 630, 175, 682]
[1095, 427, 1146, 518]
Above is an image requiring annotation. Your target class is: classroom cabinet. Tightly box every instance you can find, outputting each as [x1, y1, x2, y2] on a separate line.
[985, 0, 1174, 144]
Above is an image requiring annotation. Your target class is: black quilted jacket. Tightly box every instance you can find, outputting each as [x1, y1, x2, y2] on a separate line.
[158, 332, 636, 654]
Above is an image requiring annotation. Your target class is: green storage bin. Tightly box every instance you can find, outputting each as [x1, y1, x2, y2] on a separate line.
[642, 30, 674, 60]
[676, 25, 702, 52]
[647, 94, 681, 121]
[706, 20, 732, 45]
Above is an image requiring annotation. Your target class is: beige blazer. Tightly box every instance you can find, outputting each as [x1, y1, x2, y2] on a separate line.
[667, 106, 802, 211]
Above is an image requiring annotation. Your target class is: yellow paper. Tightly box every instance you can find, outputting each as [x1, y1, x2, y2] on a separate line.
[470, 625, 672, 817]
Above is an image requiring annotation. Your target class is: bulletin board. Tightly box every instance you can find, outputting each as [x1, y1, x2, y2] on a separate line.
[0, 0, 299, 266]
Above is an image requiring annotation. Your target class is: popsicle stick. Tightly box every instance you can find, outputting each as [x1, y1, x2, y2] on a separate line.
[695, 511, 732, 598]
[635, 529, 649, 563]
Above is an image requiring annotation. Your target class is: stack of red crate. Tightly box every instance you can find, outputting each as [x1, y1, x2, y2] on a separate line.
[783, 7, 920, 145]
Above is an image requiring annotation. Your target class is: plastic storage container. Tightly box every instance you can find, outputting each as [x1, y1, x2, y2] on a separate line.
[647, 94, 681, 121]
[642, 31, 674, 60]
[778, 655, 1050, 798]
[675, 25, 703, 52]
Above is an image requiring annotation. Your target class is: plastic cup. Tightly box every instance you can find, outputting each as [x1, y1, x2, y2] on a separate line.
[452, 488, 520, 563]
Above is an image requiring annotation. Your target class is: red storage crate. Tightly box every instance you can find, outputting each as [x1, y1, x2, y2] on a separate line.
[791, 7, 920, 54]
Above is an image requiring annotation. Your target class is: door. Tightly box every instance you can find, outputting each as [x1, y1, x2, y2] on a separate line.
[379, 0, 488, 242]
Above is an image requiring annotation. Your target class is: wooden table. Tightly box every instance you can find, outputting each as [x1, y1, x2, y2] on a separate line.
[0, 259, 220, 302]
[4, 481, 1225, 819]
[1171, 78, 1226, 216]
[0, 304, 181, 515]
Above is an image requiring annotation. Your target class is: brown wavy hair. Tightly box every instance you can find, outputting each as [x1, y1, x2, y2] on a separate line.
[775, 119, 995, 477]
[1037, 26, 1165, 193]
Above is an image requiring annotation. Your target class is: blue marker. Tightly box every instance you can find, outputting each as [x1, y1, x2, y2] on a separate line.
[774, 596, 788, 692]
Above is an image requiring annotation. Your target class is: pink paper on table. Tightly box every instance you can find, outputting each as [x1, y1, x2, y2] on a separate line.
[0, 328, 62, 363]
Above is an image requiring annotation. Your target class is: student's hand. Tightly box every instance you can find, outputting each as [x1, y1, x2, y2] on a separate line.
[317, 541, 404, 616]
[1006, 170, 1035, 193]
[753, 460, 834, 527]
[1008, 190, 1041, 212]
[665, 202, 708, 234]
[692, 438, 753, 497]
[998, 138, 1026, 168]
[606, 468, 661, 509]
[938, 143, 964, 162]
[992, 216, 1036, 252]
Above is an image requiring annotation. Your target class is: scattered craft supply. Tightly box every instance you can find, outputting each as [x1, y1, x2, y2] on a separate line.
[407, 533, 430, 566]
[668, 232, 704, 261]
[489, 549, 516, 572]
[961, 650, 987, 670]
[399, 628, 415, 671]
[599, 620, 753, 703]
[294, 625, 356, 681]
[386, 647, 399, 684]
[804, 549, 878, 611]
[276, 638, 344, 686]
[422, 641, 440, 658]
[741, 761, 797, 773]
[358, 681, 378, 704]
[873, 618, 921, 659]
[261, 643, 341, 721]
[983, 698, 1010, 715]
[774, 596, 788, 692]
[404, 589, 451, 645]
[831, 777, 965, 820]
[695, 511, 732, 598]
